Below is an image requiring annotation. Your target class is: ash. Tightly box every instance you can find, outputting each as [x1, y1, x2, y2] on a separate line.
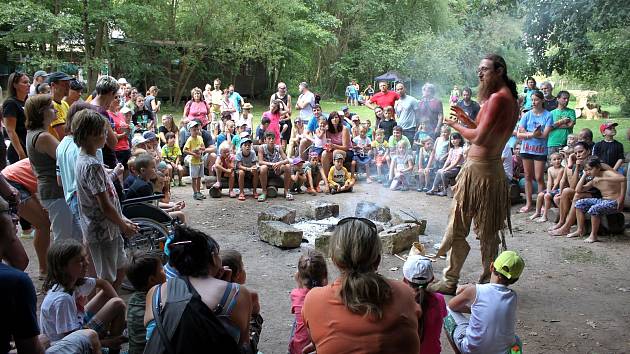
[293, 216, 387, 245]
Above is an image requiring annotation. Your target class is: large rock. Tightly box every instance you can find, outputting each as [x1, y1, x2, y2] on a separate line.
[258, 221, 303, 248]
[306, 201, 340, 220]
[314, 232, 332, 254]
[258, 206, 296, 225]
[379, 223, 423, 254]
[586, 212, 625, 235]
[355, 201, 391, 222]
[391, 211, 428, 234]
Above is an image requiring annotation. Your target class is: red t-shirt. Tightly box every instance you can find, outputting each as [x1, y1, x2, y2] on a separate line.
[109, 111, 130, 152]
[369, 90, 400, 109]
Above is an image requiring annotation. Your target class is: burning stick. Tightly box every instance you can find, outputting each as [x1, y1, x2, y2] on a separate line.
[449, 106, 477, 128]
[393, 254, 407, 262]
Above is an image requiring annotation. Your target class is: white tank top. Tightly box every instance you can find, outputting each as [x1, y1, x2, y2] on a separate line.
[463, 283, 517, 354]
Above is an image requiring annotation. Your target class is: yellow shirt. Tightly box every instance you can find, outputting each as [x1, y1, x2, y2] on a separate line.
[184, 135, 204, 165]
[49, 100, 69, 140]
[328, 166, 351, 187]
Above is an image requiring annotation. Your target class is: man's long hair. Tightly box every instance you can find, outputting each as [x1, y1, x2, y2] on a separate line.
[484, 54, 518, 100]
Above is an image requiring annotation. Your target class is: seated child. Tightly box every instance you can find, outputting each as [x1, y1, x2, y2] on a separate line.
[305, 152, 328, 195]
[402, 255, 447, 354]
[561, 133, 576, 157]
[287, 118, 306, 158]
[433, 126, 451, 168]
[389, 141, 414, 191]
[125, 252, 166, 354]
[444, 250, 525, 354]
[363, 119, 373, 140]
[417, 137, 435, 192]
[352, 126, 372, 183]
[571, 155, 626, 243]
[40, 240, 127, 354]
[327, 152, 355, 194]
[161, 132, 185, 186]
[124, 155, 138, 189]
[370, 128, 389, 183]
[254, 116, 271, 145]
[427, 133, 464, 196]
[216, 119, 236, 152]
[530, 152, 564, 222]
[305, 117, 327, 157]
[288, 250, 328, 354]
[152, 172, 187, 224]
[290, 157, 307, 194]
[413, 122, 431, 154]
[221, 250, 264, 354]
[212, 141, 237, 198]
[125, 153, 157, 200]
[258, 131, 293, 201]
[235, 138, 260, 201]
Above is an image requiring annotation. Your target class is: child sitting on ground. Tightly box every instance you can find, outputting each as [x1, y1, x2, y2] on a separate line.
[371, 128, 389, 183]
[389, 141, 414, 191]
[431, 126, 451, 169]
[40, 240, 127, 354]
[288, 250, 328, 354]
[212, 142, 237, 198]
[444, 250, 525, 354]
[417, 137, 435, 192]
[258, 131, 293, 201]
[290, 157, 307, 194]
[125, 252, 166, 354]
[183, 120, 207, 200]
[570, 155, 626, 243]
[352, 126, 372, 183]
[328, 152, 355, 194]
[402, 255, 447, 354]
[151, 172, 187, 223]
[305, 152, 328, 195]
[530, 152, 565, 222]
[235, 138, 260, 201]
[161, 132, 185, 186]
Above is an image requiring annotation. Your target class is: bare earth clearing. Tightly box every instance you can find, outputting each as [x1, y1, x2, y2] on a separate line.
[23, 183, 630, 353]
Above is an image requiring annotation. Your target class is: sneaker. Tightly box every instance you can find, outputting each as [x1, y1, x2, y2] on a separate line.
[193, 192, 202, 200]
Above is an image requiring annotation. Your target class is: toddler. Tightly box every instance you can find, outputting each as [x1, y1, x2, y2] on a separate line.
[161, 132, 185, 186]
[328, 153, 355, 194]
[370, 128, 389, 183]
[389, 141, 414, 191]
[183, 120, 207, 200]
[530, 152, 564, 222]
[305, 152, 328, 194]
[427, 133, 464, 196]
[288, 250, 328, 354]
[352, 126, 372, 182]
[212, 141, 236, 198]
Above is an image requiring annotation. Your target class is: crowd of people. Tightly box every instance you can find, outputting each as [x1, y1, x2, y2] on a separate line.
[0, 60, 625, 354]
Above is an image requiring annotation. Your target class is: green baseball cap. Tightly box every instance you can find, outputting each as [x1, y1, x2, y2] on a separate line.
[494, 250, 524, 280]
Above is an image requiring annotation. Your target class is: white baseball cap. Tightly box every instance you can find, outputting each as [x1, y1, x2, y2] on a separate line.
[403, 255, 434, 286]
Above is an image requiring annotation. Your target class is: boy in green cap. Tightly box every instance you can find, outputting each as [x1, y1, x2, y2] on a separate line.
[444, 250, 525, 354]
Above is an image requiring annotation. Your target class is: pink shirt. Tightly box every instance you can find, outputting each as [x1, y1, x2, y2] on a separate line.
[288, 288, 310, 354]
[420, 292, 447, 354]
[185, 100, 209, 127]
[109, 111, 130, 152]
[262, 111, 281, 144]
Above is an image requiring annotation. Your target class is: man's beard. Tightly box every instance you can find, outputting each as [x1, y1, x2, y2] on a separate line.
[478, 76, 502, 103]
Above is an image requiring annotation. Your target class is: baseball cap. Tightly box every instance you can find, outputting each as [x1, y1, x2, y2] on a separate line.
[309, 151, 320, 158]
[341, 106, 349, 112]
[403, 255, 434, 287]
[187, 120, 199, 130]
[45, 72, 71, 84]
[493, 250, 524, 280]
[120, 106, 132, 115]
[351, 115, 360, 121]
[143, 131, 157, 141]
[292, 157, 303, 165]
[599, 122, 618, 134]
[33, 70, 48, 79]
[240, 138, 252, 146]
[239, 131, 250, 138]
[334, 153, 344, 160]
[117, 78, 129, 85]
[131, 135, 148, 147]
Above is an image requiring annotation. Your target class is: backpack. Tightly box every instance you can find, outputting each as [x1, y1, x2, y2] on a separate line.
[144, 276, 240, 354]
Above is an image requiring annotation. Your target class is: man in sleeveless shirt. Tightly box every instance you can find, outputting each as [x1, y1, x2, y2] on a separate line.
[270, 82, 292, 116]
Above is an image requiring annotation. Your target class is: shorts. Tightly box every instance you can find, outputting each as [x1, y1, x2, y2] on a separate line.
[46, 330, 93, 354]
[354, 154, 371, 166]
[7, 180, 31, 202]
[543, 189, 561, 198]
[344, 150, 354, 164]
[349, 93, 358, 100]
[520, 152, 547, 161]
[189, 163, 204, 178]
[444, 310, 523, 354]
[268, 168, 285, 180]
[311, 147, 324, 156]
[87, 235, 127, 282]
[41, 197, 83, 242]
[575, 198, 618, 216]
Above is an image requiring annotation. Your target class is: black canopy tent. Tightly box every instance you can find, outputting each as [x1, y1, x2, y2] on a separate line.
[373, 71, 412, 93]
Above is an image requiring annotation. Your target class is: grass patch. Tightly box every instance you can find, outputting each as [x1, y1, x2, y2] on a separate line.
[561, 246, 610, 265]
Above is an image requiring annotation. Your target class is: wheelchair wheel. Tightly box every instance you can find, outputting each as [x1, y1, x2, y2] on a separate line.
[125, 217, 170, 258]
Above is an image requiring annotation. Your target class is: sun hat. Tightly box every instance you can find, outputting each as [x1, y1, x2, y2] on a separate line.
[493, 250, 525, 280]
[33, 70, 48, 79]
[403, 255, 434, 287]
[120, 106, 132, 115]
[242, 103, 253, 110]
[292, 157, 304, 165]
[117, 78, 129, 85]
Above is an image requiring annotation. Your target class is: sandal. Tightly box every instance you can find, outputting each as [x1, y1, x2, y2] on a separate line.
[315, 186, 322, 193]
[253, 192, 260, 199]
[285, 193, 294, 201]
[306, 188, 316, 195]
[238, 193, 246, 201]
[257, 193, 267, 202]
[229, 191, 237, 198]
[212, 181, 221, 189]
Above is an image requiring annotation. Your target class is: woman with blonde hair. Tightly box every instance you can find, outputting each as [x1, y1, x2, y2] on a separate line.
[301, 217, 421, 354]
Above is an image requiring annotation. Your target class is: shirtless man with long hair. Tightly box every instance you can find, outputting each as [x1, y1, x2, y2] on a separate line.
[429, 54, 520, 295]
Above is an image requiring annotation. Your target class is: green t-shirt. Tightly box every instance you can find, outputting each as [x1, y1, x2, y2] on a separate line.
[547, 108, 576, 148]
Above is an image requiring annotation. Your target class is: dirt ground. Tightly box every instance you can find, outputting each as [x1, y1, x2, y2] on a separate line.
[22, 182, 630, 353]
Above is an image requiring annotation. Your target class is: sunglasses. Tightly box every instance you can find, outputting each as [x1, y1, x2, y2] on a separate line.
[337, 217, 377, 234]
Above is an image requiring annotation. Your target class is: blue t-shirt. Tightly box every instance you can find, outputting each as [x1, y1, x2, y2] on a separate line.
[0, 264, 39, 353]
[519, 110, 553, 156]
[523, 88, 537, 110]
[307, 114, 328, 133]
[229, 92, 243, 112]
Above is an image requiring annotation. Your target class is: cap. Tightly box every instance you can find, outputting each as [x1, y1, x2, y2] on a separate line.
[493, 250, 524, 280]
[334, 153, 344, 160]
[143, 131, 157, 141]
[117, 78, 129, 85]
[309, 151, 320, 158]
[599, 122, 618, 134]
[240, 138, 252, 146]
[242, 103, 253, 110]
[239, 131, 250, 138]
[131, 135, 148, 147]
[402, 255, 434, 286]
[120, 106, 132, 115]
[33, 70, 48, 79]
[45, 72, 71, 84]
[187, 120, 199, 129]
[292, 157, 303, 165]
[351, 115, 360, 121]
[341, 106, 349, 112]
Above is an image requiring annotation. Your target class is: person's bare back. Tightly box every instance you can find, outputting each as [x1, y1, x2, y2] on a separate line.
[591, 169, 624, 200]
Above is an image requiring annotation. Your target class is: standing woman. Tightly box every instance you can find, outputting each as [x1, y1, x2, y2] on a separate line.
[183, 87, 210, 129]
[302, 218, 421, 354]
[517, 90, 553, 213]
[26, 94, 83, 243]
[3, 72, 30, 163]
[262, 100, 282, 145]
[108, 93, 131, 169]
[145, 85, 161, 125]
[321, 111, 351, 177]
[220, 88, 238, 122]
